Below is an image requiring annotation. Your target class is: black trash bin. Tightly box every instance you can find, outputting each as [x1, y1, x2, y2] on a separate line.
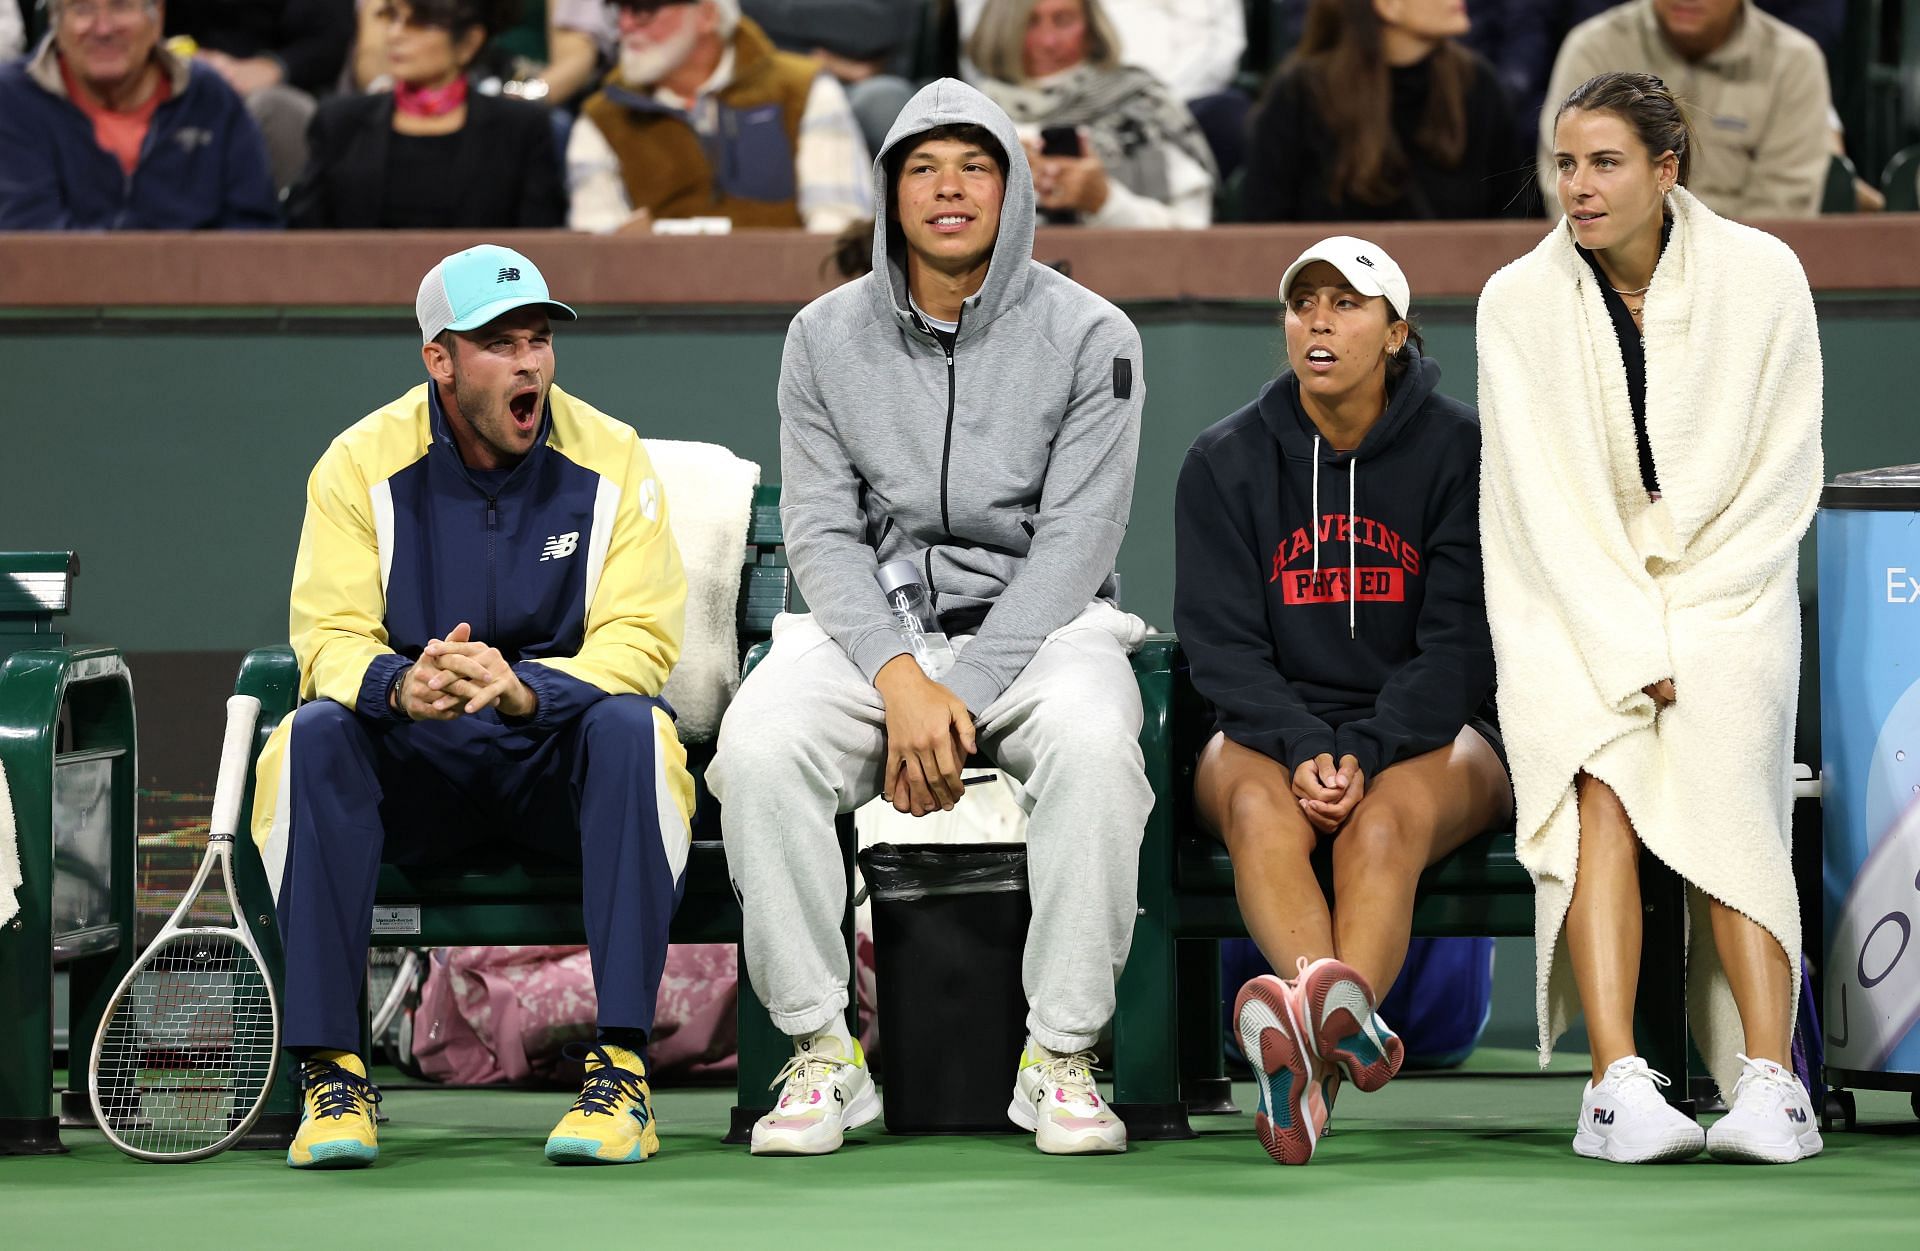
[859, 842, 1030, 1134]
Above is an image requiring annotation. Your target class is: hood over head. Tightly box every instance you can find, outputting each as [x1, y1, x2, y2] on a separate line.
[867, 77, 1035, 341]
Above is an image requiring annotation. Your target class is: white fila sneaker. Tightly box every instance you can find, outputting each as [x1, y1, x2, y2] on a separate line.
[749, 1032, 881, 1156]
[1706, 1055, 1824, 1164]
[1573, 1056, 1705, 1163]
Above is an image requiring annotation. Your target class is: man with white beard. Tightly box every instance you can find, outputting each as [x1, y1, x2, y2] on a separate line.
[566, 0, 871, 234]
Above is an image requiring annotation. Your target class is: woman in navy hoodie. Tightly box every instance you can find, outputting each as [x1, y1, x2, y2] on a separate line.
[1173, 237, 1510, 1167]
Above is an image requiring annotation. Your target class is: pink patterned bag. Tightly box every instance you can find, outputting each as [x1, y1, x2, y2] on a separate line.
[412, 943, 741, 1084]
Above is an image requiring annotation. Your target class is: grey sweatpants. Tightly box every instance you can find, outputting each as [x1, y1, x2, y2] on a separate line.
[707, 604, 1153, 1053]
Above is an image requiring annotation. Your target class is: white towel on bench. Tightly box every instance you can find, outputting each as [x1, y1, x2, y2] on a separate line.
[0, 757, 19, 926]
[645, 438, 761, 744]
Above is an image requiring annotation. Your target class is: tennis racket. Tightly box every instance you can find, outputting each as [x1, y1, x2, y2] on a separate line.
[90, 694, 279, 1162]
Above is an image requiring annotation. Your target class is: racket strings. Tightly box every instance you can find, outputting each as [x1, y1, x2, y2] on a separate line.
[95, 934, 277, 1158]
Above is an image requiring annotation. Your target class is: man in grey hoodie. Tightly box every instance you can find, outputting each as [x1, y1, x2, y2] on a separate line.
[707, 78, 1151, 1157]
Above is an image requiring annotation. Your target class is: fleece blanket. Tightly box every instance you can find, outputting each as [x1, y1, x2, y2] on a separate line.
[642, 439, 761, 744]
[1476, 187, 1823, 1096]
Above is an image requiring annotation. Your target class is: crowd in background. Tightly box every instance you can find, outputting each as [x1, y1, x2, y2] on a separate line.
[0, 0, 1896, 233]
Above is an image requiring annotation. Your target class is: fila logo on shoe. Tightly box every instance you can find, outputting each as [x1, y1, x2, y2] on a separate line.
[1592, 1108, 1616, 1125]
[1786, 1107, 1808, 1123]
[541, 532, 580, 561]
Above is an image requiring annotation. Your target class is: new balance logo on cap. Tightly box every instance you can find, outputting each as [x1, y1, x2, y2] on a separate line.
[1592, 1108, 1615, 1125]
[415, 244, 578, 344]
[541, 532, 580, 562]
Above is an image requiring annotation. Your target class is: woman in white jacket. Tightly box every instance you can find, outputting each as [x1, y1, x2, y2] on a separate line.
[1477, 71, 1824, 1165]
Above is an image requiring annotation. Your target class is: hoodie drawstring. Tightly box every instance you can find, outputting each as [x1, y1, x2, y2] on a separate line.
[1311, 436, 1359, 638]
[1310, 436, 1322, 578]
[1348, 456, 1358, 640]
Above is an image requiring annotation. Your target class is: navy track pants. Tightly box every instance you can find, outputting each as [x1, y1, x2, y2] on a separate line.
[273, 695, 687, 1052]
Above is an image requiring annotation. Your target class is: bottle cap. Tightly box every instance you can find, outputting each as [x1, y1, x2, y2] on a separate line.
[876, 559, 925, 596]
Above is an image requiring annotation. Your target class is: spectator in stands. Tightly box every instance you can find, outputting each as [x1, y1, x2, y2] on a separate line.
[355, 1, 613, 108]
[1, 2, 24, 62]
[1244, 0, 1531, 222]
[1104, 0, 1253, 179]
[165, 1, 355, 193]
[260, 242, 691, 1169]
[289, 1, 564, 228]
[956, 0, 1246, 96]
[968, 0, 1216, 228]
[0, 0, 279, 230]
[742, 0, 920, 156]
[1176, 237, 1509, 1166]
[566, 0, 870, 234]
[1538, 1, 1830, 218]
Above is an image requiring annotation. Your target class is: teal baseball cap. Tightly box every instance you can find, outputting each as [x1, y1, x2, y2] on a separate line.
[415, 244, 578, 344]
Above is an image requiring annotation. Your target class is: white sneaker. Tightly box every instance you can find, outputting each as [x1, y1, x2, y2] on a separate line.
[1573, 1056, 1706, 1163]
[1008, 1045, 1127, 1155]
[749, 1032, 881, 1156]
[1706, 1055, 1824, 1164]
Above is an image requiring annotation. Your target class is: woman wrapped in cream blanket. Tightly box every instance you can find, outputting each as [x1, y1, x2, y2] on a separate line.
[1478, 72, 1823, 1165]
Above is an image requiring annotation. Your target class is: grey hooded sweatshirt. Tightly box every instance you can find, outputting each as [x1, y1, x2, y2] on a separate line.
[777, 78, 1144, 715]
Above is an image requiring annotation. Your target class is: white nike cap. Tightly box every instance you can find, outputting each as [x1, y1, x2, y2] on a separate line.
[1278, 236, 1412, 320]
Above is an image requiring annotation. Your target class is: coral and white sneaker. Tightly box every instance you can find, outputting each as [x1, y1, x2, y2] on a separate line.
[1296, 957, 1404, 1093]
[749, 1032, 881, 1156]
[1009, 1045, 1127, 1155]
[1573, 1056, 1706, 1163]
[1706, 1055, 1824, 1164]
[1234, 973, 1328, 1165]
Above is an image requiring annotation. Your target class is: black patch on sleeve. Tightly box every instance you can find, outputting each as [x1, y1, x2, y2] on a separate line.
[1113, 357, 1133, 399]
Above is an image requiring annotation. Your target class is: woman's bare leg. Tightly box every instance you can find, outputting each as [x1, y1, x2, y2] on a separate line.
[1195, 733, 1330, 972]
[1328, 727, 1512, 996]
[1709, 900, 1795, 1064]
[1566, 773, 1644, 1082]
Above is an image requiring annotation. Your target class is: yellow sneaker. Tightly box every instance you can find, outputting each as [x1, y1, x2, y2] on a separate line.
[288, 1051, 380, 1169]
[544, 1044, 658, 1165]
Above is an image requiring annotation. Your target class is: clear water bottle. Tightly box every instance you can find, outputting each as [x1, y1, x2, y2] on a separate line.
[876, 559, 955, 680]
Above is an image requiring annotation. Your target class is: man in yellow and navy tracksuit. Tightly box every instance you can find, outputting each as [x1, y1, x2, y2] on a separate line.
[249, 243, 692, 1169]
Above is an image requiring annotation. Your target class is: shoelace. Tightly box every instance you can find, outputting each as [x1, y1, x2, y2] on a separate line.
[564, 1044, 647, 1118]
[300, 1058, 382, 1121]
[1729, 1054, 1799, 1113]
[1602, 1058, 1674, 1109]
[1032, 1051, 1105, 1108]
[768, 1049, 852, 1100]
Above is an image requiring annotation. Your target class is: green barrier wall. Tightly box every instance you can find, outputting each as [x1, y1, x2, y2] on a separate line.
[9, 298, 1915, 651]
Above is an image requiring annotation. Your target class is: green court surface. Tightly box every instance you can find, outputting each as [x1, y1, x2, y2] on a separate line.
[10, 1051, 1917, 1250]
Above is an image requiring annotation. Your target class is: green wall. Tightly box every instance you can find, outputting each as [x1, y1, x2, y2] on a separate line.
[9, 296, 1916, 652]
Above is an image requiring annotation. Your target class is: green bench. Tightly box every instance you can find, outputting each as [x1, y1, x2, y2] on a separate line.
[1108, 637, 1695, 1138]
[0, 553, 140, 1156]
[222, 484, 1693, 1145]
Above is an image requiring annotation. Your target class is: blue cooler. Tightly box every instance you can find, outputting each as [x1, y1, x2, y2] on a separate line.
[1817, 465, 1920, 1115]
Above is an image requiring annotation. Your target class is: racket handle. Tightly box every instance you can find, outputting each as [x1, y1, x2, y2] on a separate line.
[210, 694, 263, 841]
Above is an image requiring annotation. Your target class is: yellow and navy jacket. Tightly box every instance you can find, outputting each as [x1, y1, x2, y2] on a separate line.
[250, 381, 687, 850]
